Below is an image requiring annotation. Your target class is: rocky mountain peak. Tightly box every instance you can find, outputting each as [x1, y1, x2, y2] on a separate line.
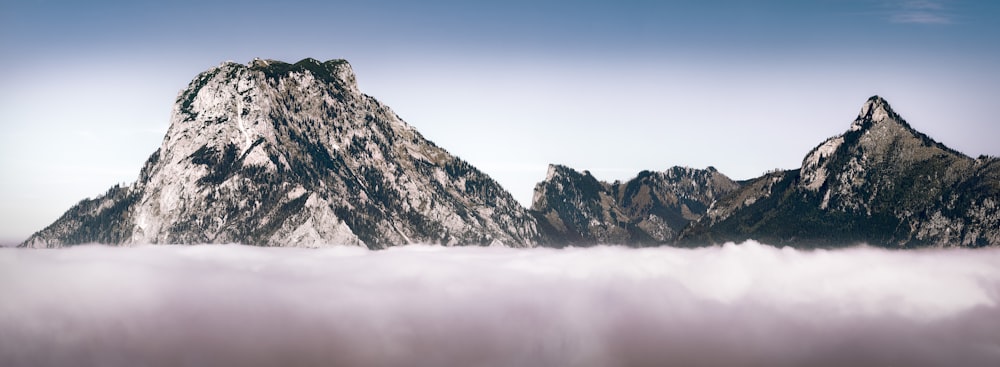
[248, 58, 358, 93]
[684, 96, 998, 247]
[532, 165, 602, 212]
[852, 95, 897, 130]
[544, 164, 583, 181]
[22, 58, 539, 248]
[802, 96, 931, 192]
[530, 165, 739, 246]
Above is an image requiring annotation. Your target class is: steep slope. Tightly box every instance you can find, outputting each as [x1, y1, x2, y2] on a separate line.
[530, 164, 739, 246]
[22, 58, 540, 248]
[681, 96, 1000, 247]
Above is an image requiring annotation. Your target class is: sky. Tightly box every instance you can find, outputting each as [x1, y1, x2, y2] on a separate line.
[1, 0, 999, 243]
[3, 243, 1000, 365]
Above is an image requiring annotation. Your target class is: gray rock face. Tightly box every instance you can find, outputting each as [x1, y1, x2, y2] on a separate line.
[22, 58, 540, 248]
[19, 72, 997, 250]
[681, 96, 1000, 247]
[530, 164, 739, 246]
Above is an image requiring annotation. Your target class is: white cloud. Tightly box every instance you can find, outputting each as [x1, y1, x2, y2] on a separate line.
[1, 242, 998, 366]
[889, 0, 954, 24]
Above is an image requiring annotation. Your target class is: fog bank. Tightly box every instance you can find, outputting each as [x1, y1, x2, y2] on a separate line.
[2, 242, 999, 366]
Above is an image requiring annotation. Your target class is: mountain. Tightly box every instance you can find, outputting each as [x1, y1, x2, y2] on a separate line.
[21, 58, 540, 248]
[530, 164, 739, 246]
[19, 62, 997, 250]
[680, 96, 1000, 247]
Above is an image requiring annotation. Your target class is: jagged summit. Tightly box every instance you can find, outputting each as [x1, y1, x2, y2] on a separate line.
[801, 95, 968, 192]
[855, 95, 896, 125]
[541, 164, 572, 179]
[683, 96, 999, 247]
[249, 58, 355, 82]
[22, 58, 540, 248]
[245, 57, 349, 69]
[851, 95, 919, 136]
[530, 164, 739, 246]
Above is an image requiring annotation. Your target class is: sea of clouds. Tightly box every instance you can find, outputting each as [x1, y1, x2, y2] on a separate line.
[2, 241, 999, 366]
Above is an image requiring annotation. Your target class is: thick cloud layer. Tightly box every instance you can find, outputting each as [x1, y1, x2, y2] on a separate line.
[2, 242, 999, 366]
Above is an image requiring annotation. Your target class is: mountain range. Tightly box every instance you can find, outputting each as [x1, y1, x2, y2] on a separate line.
[20, 59, 1000, 248]
[679, 96, 1000, 247]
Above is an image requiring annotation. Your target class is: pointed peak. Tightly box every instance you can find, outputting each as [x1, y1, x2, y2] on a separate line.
[545, 164, 569, 181]
[852, 95, 900, 131]
[545, 164, 592, 181]
[545, 164, 558, 180]
[866, 94, 887, 103]
[859, 95, 895, 119]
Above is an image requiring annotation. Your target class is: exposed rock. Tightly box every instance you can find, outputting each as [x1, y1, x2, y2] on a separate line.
[530, 164, 739, 246]
[681, 96, 1000, 248]
[22, 58, 540, 248]
[20, 68, 997, 250]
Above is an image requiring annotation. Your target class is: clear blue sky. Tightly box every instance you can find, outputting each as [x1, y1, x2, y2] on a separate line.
[1, 0, 998, 243]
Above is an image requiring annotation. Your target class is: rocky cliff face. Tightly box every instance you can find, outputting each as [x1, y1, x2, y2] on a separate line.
[530, 164, 739, 246]
[22, 58, 540, 248]
[681, 96, 1000, 247]
[19, 67, 997, 250]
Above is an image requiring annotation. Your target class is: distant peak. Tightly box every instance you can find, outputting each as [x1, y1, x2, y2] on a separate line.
[545, 164, 566, 181]
[860, 95, 893, 118]
[867, 95, 886, 103]
[545, 164, 594, 181]
[546, 163, 573, 172]
[852, 95, 899, 131]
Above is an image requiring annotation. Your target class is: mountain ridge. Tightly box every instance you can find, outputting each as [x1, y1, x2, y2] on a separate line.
[679, 95, 999, 247]
[529, 164, 739, 246]
[19, 59, 999, 248]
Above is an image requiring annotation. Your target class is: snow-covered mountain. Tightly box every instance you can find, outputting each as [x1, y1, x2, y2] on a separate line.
[680, 96, 1000, 247]
[530, 164, 739, 246]
[22, 58, 540, 248]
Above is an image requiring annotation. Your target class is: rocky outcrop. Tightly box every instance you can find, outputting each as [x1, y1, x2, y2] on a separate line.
[22, 58, 540, 248]
[530, 164, 739, 246]
[19, 65, 998, 250]
[680, 96, 1000, 247]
